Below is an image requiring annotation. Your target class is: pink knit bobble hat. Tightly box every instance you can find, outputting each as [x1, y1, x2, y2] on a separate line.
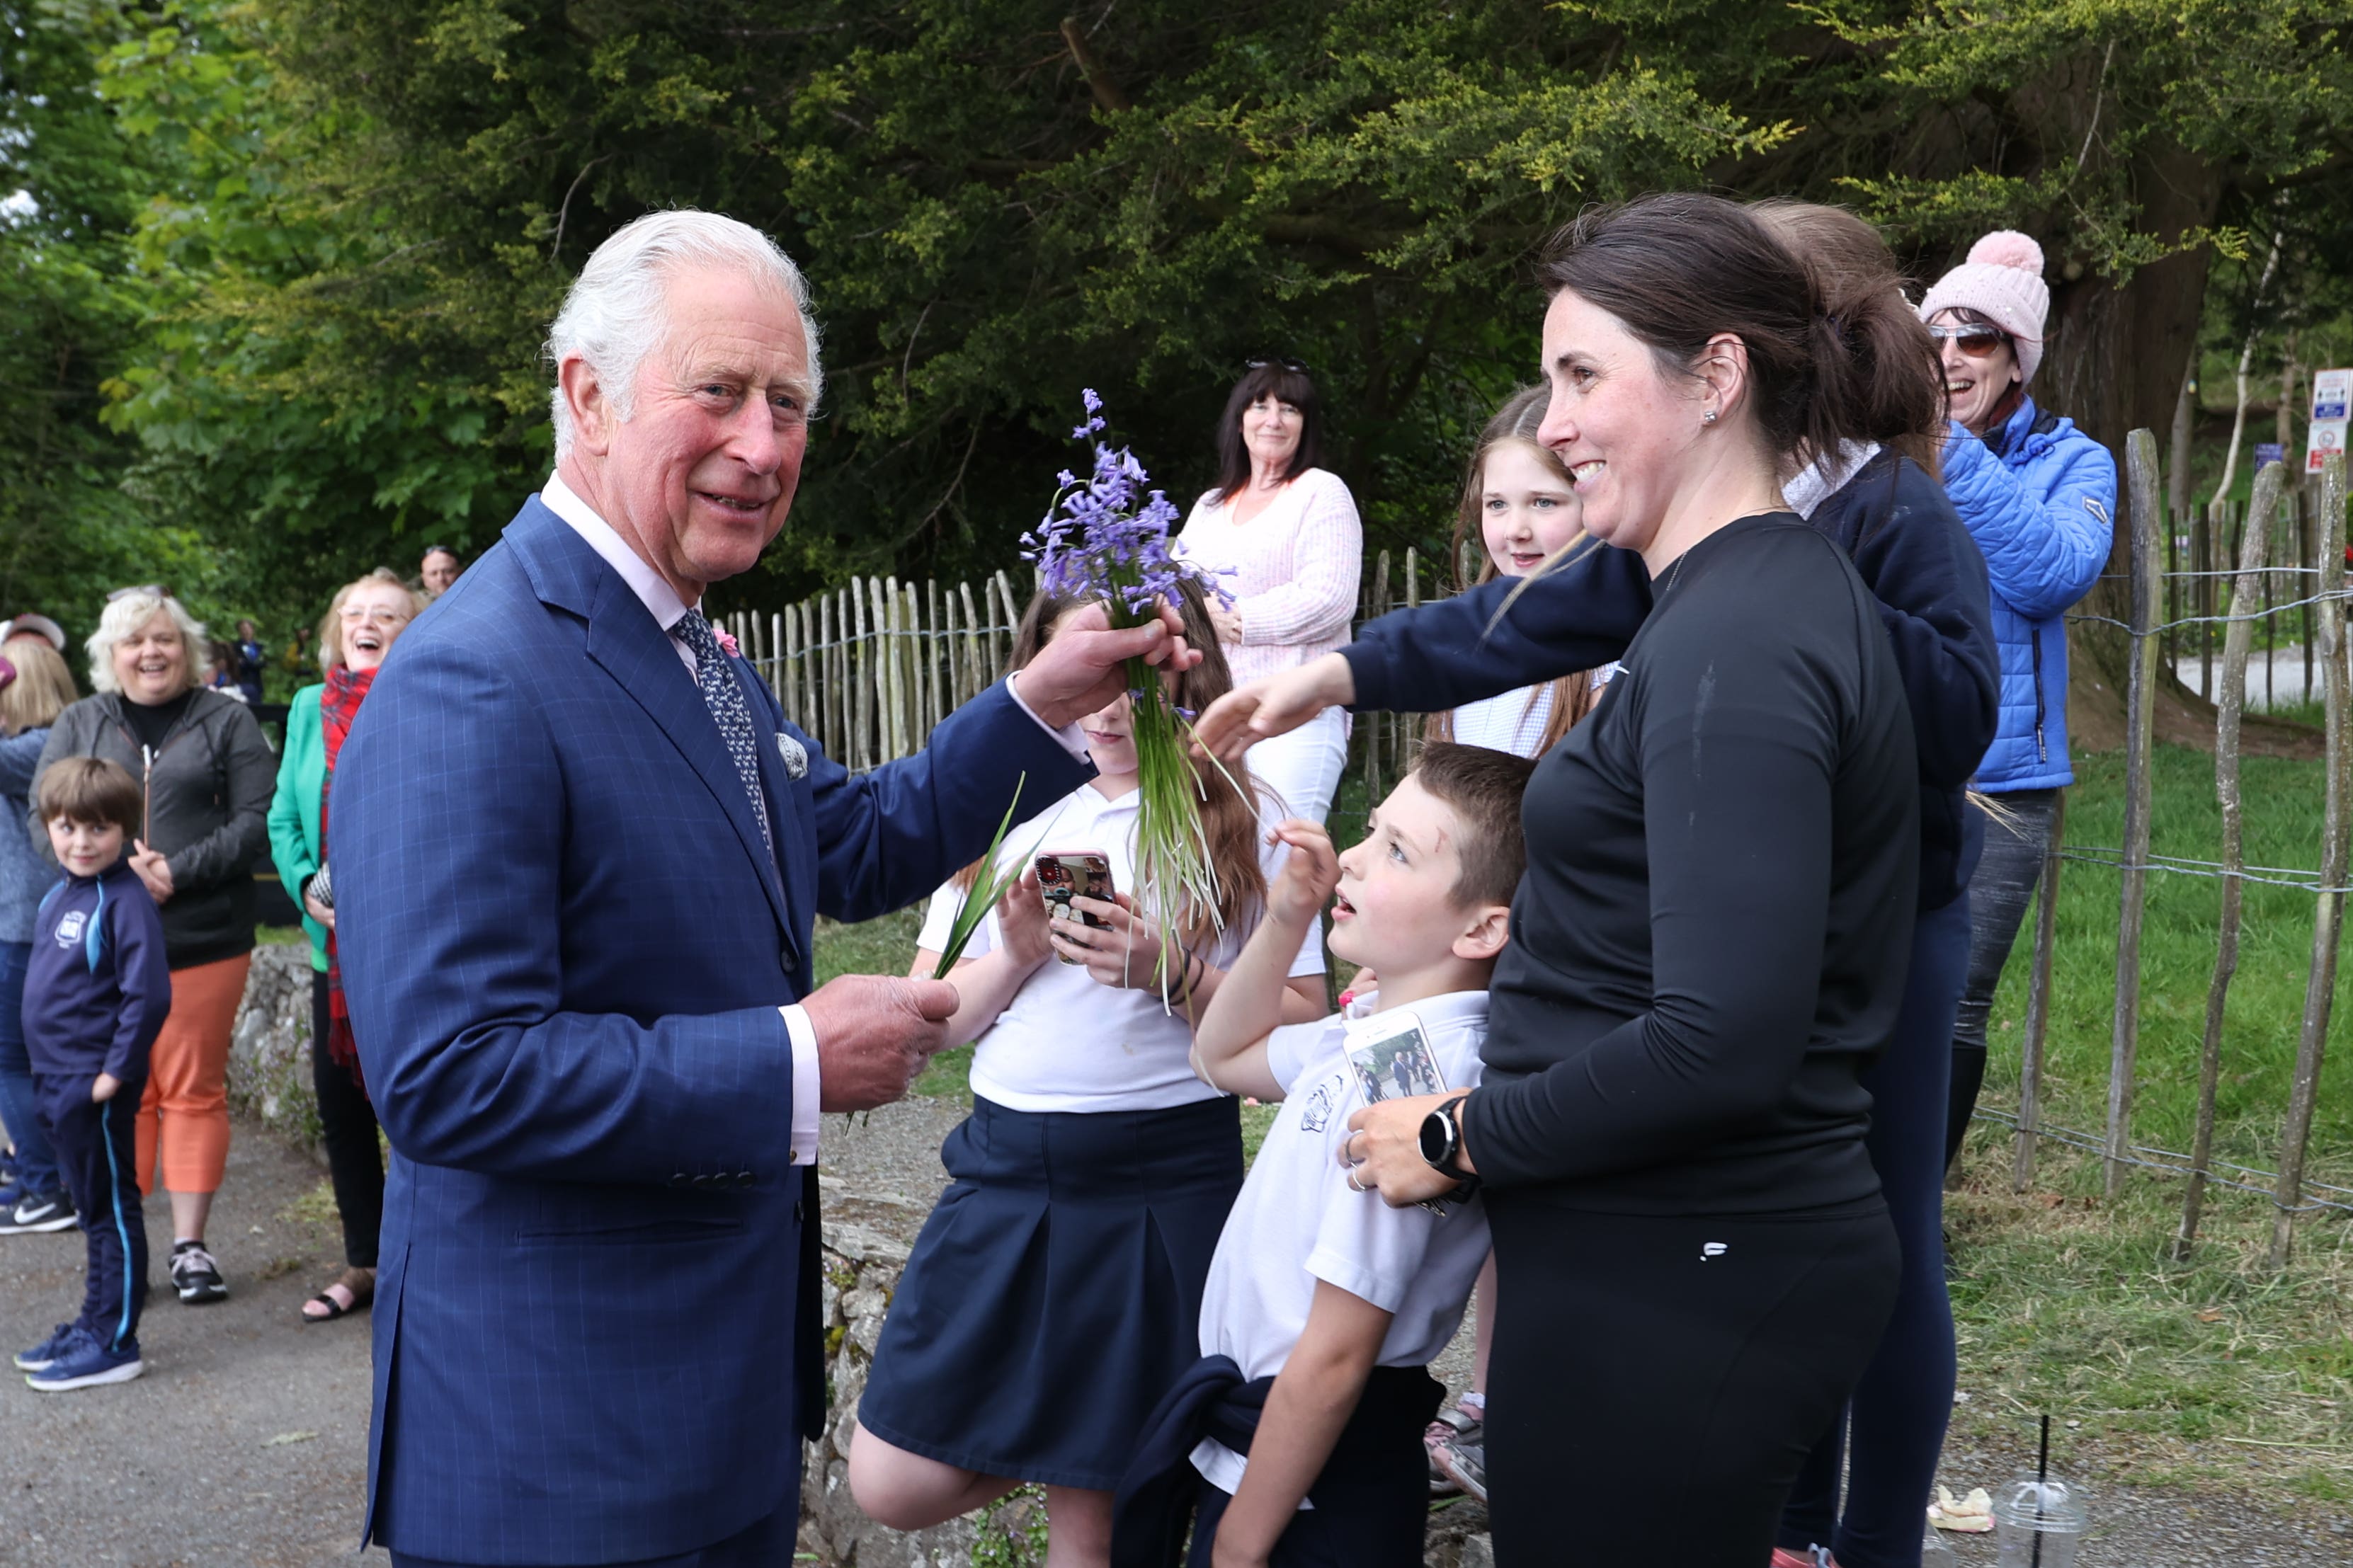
[1919, 230, 2049, 384]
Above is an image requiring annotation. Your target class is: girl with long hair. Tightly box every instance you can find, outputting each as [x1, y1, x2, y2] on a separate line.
[849, 575, 1328, 1568]
[1427, 384, 1609, 759]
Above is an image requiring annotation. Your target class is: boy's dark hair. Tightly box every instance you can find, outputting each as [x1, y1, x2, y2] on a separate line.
[36, 757, 142, 840]
[1411, 742, 1535, 909]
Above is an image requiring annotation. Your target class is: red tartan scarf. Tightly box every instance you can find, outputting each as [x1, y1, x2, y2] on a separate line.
[320, 664, 375, 1090]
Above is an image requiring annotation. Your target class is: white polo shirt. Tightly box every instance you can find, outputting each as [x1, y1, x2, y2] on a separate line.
[1189, 990, 1492, 1497]
[916, 779, 1326, 1114]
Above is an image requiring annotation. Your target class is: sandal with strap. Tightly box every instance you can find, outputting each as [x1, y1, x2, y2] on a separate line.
[301, 1266, 376, 1324]
[1425, 1402, 1480, 1496]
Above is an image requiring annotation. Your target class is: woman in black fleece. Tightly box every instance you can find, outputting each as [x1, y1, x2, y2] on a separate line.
[1200, 194, 1953, 1565]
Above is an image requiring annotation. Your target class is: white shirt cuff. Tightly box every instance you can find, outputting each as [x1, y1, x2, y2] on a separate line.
[1005, 670, 1091, 761]
[780, 1005, 821, 1166]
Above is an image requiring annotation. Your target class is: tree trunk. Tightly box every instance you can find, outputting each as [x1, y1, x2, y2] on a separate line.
[2045, 142, 2319, 758]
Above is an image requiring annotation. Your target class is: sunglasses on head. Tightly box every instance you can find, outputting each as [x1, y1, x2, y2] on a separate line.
[1248, 357, 1310, 374]
[1927, 324, 2009, 359]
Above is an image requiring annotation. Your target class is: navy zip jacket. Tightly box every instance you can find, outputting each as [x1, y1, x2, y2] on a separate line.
[1342, 454, 1997, 909]
[23, 859, 171, 1082]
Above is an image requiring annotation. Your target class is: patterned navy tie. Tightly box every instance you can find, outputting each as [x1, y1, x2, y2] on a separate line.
[673, 609, 775, 866]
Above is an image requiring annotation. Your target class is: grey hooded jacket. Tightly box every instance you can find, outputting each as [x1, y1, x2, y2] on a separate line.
[30, 689, 277, 969]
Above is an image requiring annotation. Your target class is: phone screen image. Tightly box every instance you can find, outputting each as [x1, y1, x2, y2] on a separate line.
[1038, 853, 1115, 963]
[1343, 1013, 1449, 1108]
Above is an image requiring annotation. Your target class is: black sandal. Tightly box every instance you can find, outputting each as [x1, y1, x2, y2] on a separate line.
[301, 1267, 375, 1324]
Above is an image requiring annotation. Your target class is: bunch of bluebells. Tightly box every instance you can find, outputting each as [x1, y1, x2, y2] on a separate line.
[1023, 389, 1196, 626]
[1021, 391, 1231, 1001]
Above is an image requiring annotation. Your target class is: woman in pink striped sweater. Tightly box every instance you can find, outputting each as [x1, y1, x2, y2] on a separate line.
[1174, 360, 1363, 825]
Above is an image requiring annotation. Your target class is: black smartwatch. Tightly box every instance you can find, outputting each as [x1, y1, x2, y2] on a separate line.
[1418, 1092, 1481, 1199]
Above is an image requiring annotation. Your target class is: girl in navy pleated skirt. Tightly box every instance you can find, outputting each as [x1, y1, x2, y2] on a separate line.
[850, 577, 1329, 1567]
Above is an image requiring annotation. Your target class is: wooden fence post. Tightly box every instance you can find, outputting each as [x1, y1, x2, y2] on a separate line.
[925, 580, 943, 737]
[2105, 429, 2162, 1200]
[2178, 461, 2284, 1256]
[2270, 451, 2349, 1269]
[2012, 791, 2067, 1192]
[959, 580, 984, 697]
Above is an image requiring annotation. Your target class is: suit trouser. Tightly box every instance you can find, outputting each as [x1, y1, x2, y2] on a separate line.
[389, 1506, 793, 1568]
[38, 1071, 149, 1351]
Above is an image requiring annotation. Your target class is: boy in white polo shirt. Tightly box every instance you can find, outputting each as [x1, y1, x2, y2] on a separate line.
[1112, 743, 1535, 1568]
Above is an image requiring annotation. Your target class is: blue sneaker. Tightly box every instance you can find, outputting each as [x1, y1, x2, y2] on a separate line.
[25, 1330, 142, 1391]
[14, 1322, 88, 1373]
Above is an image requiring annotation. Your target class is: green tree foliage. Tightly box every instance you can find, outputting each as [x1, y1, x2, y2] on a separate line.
[9, 0, 2350, 653]
[93, 0, 1784, 621]
[0, 0, 212, 656]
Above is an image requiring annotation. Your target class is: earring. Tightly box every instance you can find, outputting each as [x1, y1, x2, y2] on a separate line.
[1702, 410, 1719, 425]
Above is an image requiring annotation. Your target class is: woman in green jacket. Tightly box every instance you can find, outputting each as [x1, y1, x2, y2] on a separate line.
[268, 568, 422, 1323]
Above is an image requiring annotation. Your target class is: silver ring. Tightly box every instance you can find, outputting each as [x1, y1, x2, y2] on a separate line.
[1346, 1168, 1365, 1193]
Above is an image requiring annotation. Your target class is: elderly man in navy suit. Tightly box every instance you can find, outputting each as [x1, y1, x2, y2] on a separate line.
[331, 210, 1191, 1567]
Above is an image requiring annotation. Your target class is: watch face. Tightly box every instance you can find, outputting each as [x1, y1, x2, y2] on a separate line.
[1419, 1111, 1451, 1166]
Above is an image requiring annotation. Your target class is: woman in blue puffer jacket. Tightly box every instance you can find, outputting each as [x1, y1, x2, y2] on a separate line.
[1922, 229, 2118, 1169]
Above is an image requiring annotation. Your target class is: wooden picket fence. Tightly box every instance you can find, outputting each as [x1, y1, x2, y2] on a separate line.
[721, 546, 1455, 806]
[727, 452, 2353, 1266]
[720, 570, 1032, 774]
[2170, 483, 2342, 711]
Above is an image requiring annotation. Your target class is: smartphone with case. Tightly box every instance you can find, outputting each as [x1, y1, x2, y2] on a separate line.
[1343, 1009, 1449, 1109]
[1037, 852, 1115, 963]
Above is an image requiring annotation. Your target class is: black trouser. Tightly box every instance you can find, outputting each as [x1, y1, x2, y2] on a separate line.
[37, 1071, 149, 1351]
[1947, 789, 2061, 1168]
[312, 971, 383, 1269]
[1782, 893, 1973, 1568]
[1182, 1367, 1442, 1568]
[1484, 1198, 1900, 1567]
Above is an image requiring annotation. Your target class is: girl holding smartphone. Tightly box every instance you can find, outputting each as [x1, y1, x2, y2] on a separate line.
[850, 576, 1328, 1568]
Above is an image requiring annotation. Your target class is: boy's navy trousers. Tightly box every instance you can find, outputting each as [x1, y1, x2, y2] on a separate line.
[36, 1072, 149, 1350]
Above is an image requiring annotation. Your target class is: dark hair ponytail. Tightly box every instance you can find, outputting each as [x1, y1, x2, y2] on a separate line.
[1748, 199, 1947, 476]
[1535, 193, 1935, 476]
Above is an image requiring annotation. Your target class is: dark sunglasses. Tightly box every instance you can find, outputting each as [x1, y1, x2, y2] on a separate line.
[1248, 357, 1310, 374]
[1927, 324, 2009, 359]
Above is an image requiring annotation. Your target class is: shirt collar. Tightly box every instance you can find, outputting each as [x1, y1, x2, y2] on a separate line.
[541, 472, 695, 635]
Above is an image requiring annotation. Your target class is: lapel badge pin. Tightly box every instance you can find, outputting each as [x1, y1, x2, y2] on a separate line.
[777, 731, 809, 781]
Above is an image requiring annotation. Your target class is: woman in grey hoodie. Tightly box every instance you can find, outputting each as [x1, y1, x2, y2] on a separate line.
[34, 591, 276, 1304]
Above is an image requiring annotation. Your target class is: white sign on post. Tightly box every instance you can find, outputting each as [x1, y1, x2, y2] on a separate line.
[2311, 368, 2352, 474]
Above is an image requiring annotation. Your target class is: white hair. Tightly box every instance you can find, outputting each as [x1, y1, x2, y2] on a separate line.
[544, 210, 825, 462]
[87, 591, 207, 697]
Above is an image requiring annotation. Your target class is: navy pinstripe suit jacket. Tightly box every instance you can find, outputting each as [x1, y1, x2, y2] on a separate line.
[333, 498, 1089, 1563]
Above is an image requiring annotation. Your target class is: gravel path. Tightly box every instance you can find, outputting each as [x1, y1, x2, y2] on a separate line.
[0, 1114, 389, 1568]
[11, 1099, 2351, 1566]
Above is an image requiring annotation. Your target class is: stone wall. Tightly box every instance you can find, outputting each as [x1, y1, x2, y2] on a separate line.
[229, 941, 324, 1157]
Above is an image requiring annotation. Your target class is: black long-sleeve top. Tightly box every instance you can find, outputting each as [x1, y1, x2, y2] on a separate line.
[1455, 516, 1920, 1213]
[1342, 454, 1995, 910]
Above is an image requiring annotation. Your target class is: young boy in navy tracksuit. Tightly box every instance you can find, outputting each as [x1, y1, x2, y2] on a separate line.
[13, 757, 170, 1392]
